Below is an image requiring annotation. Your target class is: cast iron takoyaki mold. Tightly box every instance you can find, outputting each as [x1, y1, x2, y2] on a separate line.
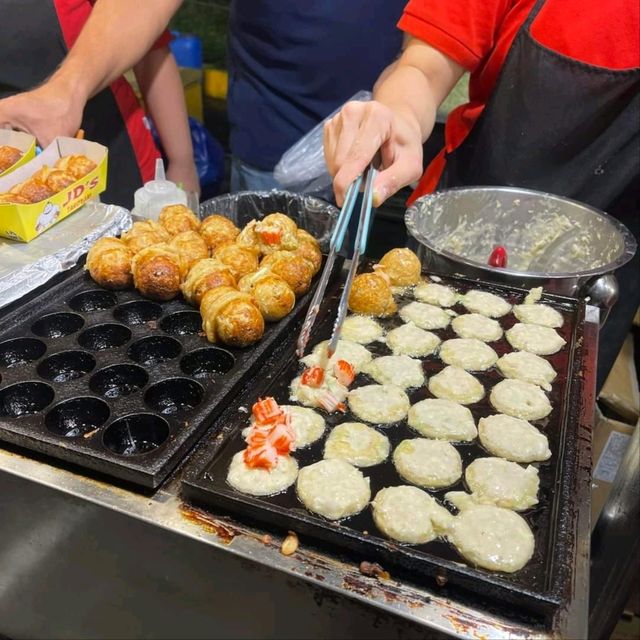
[183, 271, 587, 622]
[0, 267, 330, 488]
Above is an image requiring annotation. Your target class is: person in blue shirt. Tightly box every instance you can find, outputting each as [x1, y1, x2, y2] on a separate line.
[227, 0, 406, 192]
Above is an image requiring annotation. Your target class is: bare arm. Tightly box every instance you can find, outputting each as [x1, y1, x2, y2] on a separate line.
[324, 38, 464, 205]
[134, 48, 199, 194]
[0, 0, 183, 146]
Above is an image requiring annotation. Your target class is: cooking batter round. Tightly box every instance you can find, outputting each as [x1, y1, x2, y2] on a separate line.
[462, 290, 511, 318]
[513, 303, 564, 328]
[428, 366, 485, 405]
[497, 350, 557, 391]
[439, 338, 498, 371]
[393, 438, 462, 488]
[302, 339, 372, 372]
[282, 405, 326, 448]
[289, 374, 348, 409]
[324, 422, 390, 467]
[451, 313, 503, 342]
[407, 398, 477, 441]
[348, 384, 410, 424]
[341, 315, 385, 344]
[399, 301, 451, 330]
[227, 451, 299, 496]
[296, 458, 370, 520]
[479, 414, 551, 462]
[386, 322, 441, 357]
[363, 355, 425, 389]
[506, 323, 566, 355]
[413, 282, 457, 307]
[490, 378, 552, 420]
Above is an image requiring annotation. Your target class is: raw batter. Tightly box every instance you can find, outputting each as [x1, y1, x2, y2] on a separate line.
[428, 365, 485, 404]
[478, 414, 551, 462]
[506, 323, 566, 355]
[451, 313, 503, 342]
[413, 282, 458, 307]
[324, 422, 390, 467]
[386, 322, 441, 357]
[341, 315, 385, 344]
[462, 290, 512, 318]
[363, 355, 425, 389]
[439, 338, 498, 371]
[490, 378, 552, 420]
[407, 398, 477, 441]
[393, 438, 463, 488]
[496, 351, 557, 391]
[399, 301, 451, 330]
[227, 451, 299, 496]
[348, 384, 411, 424]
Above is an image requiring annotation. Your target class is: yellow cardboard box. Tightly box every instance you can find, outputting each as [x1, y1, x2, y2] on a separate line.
[0, 130, 36, 177]
[0, 137, 108, 242]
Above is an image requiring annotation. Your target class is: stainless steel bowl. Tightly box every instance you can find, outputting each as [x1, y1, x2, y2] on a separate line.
[405, 187, 637, 323]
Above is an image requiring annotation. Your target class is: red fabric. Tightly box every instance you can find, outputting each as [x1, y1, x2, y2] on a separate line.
[52, 0, 163, 182]
[399, 0, 640, 202]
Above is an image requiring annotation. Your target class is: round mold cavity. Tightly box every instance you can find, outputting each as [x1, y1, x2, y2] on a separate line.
[78, 324, 132, 351]
[90, 364, 149, 399]
[37, 351, 96, 383]
[180, 347, 235, 380]
[144, 378, 204, 415]
[69, 290, 117, 312]
[0, 382, 54, 417]
[31, 312, 85, 339]
[45, 397, 110, 438]
[160, 311, 202, 336]
[102, 414, 170, 456]
[113, 301, 163, 326]
[0, 338, 47, 368]
[128, 336, 181, 365]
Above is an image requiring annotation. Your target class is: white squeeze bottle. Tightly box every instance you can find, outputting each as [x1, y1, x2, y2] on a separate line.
[132, 159, 188, 220]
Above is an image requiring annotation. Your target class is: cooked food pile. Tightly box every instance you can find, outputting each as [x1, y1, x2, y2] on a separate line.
[226, 246, 568, 575]
[0, 154, 97, 204]
[86, 206, 321, 348]
[0, 145, 23, 173]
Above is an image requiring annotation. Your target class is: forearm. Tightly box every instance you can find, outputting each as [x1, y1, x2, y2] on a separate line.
[134, 49, 194, 164]
[51, 0, 183, 102]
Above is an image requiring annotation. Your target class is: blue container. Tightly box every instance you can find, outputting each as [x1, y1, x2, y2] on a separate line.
[170, 31, 203, 69]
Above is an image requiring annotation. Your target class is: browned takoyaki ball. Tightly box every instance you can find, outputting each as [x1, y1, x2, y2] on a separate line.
[236, 219, 260, 252]
[348, 272, 397, 317]
[260, 250, 314, 297]
[54, 154, 97, 179]
[254, 212, 299, 254]
[294, 229, 322, 275]
[0, 145, 23, 173]
[375, 248, 422, 287]
[86, 237, 133, 290]
[10, 178, 55, 203]
[181, 258, 237, 307]
[158, 204, 201, 236]
[131, 244, 182, 301]
[0, 193, 30, 204]
[169, 230, 209, 277]
[238, 268, 296, 322]
[200, 285, 265, 347]
[121, 220, 171, 255]
[200, 214, 240, 251]
[32, 166, 76, 192]
[213, 242, 260, 280]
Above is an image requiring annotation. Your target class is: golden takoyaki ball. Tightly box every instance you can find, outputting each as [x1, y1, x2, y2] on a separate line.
[0, 193, 30, 204]
[348, 272, 397, 317]
[158, 204, 201, 236]
[236, 219, 260, 252]
[86, 237, 133, 290]
[238, 268, 296, 322]
[0, 145, 22, 173]
[260, 250, 314, 297]
[131, 243, 182, 301]
[169, 230, 209, 277]
[375, 248, 422, 287]
[181, 258, 237, 307]
[11, 178, 55, 203]
[200, 285, 265, 347]
[54, 154, 97, 179]
[121, 220, 171, 255]
[213, 242, 260, 280]
[294, 229, 322, 274]
[200, 214, 240, 251]
[254, 212, 299, 254]
[32, 166, 77, 193]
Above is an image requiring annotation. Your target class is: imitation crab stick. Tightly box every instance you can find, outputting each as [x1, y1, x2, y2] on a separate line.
[301, 366, 325, 388]
[333, 359, 355, 387]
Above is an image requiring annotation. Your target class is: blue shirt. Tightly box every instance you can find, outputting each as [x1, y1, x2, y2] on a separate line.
[228, 0, 405, 171]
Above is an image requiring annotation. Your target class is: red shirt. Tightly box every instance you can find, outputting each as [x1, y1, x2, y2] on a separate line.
[399, 0, 640, 197]
[53, 0, 171, 183]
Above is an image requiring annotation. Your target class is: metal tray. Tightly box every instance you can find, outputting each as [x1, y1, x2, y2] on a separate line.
[182, 272, 586, 621]
[0, 266, 331, 489]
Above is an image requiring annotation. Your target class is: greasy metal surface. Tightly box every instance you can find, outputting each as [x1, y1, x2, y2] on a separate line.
[183, 272, 585, 622]
[0, 267, 324, 488]
[0, 296, 596, 639]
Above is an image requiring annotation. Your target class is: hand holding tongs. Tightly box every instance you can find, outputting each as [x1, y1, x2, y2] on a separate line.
[296, 165, 377, 359]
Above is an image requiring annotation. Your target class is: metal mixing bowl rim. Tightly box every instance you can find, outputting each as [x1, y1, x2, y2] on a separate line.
[405, 185, 638, 279]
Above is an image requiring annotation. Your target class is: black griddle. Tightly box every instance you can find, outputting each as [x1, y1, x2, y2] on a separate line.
[182, 271, 586, 621]
[0, 265, 334, 489]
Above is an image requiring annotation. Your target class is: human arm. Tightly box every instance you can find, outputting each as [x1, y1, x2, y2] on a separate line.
[324, 37, 464, 206]
[0, 0, 183, 146]
[134, 47, 199, 194]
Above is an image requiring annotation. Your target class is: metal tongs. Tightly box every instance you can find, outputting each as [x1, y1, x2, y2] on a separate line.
[296, 165, 377, 359]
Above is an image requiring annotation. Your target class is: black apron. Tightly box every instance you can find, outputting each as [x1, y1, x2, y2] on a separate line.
[0, 0, 143, 208]
[439, 0, 640, 390]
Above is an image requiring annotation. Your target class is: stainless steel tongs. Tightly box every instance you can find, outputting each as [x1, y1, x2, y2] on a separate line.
[296, 166, 377, 359]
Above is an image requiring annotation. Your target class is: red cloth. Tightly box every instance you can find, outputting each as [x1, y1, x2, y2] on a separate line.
[53, 0, 171, 182]
[399, 0, 640, 200]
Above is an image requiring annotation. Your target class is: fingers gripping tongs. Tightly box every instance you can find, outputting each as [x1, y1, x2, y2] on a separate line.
[296, 166, 377, 359]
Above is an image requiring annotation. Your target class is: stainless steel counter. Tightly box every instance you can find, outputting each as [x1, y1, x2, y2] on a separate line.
[0, 306, 599, 640]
